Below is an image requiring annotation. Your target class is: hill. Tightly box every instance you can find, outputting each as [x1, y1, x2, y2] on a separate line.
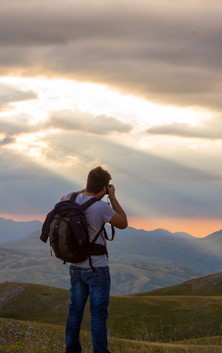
[2, 279, 222, 346]
[140, 271, 222, 296]
[0, 282, 68, 324]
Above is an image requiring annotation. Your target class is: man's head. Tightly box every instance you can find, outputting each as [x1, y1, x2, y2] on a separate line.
[86, 166, 111, 194]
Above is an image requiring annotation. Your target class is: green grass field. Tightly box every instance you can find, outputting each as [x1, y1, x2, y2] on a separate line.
[1, 278, 222, 352]
[1, 318, 222, 353]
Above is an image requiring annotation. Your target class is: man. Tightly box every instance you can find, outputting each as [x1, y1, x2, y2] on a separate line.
[61, 166, 128, 353]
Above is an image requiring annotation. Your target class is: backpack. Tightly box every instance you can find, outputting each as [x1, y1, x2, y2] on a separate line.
[40, 193, 115, 268]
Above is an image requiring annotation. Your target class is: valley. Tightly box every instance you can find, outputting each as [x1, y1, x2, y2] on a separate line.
[1, 223, 222, 294]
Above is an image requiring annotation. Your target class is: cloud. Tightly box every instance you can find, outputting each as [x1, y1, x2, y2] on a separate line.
[0, 118, 32, 136]
[147, 117, 222, 140]
[41, 129, 222, 219]
[0, 0, 222, 111]
[0, 136, 15, 145]
[0, 122, 221, 222]
[0, 148, 78, 215]
[0, 83, 36, 109]
[47, 110, 132, 135]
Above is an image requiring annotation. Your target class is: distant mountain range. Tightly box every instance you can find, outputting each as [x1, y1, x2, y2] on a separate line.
[1, 217, 222, 294]
[0, 217, 42, 243]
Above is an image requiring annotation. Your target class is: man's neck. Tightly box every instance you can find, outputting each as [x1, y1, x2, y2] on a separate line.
[84, 190, 105, 199]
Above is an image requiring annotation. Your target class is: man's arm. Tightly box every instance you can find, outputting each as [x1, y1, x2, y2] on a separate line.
[107, 185, 128, 229]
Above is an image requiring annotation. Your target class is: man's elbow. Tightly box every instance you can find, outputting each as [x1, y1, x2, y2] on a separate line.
[119, 220, 128, 229]
[110, 214, 128, 229]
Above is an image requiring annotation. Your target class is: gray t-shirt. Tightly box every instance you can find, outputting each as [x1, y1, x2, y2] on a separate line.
[60, 192, 116, 268]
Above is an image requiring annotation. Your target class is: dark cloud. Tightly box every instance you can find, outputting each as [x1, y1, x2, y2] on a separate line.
[0, 136, 15, 145]
[47, 110, 132, 134]
[0, 1, 221, 110]
[0, 149, 78, 215]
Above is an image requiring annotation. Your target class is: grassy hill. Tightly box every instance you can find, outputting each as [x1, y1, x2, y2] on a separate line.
[2, 275, 222, 346]
[141, 272, 222, 296]
[2, 277, 222, 353]
[0, 282, 69, 324]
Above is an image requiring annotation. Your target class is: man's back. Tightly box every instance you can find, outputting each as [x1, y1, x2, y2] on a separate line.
[61, 191, 116, 268]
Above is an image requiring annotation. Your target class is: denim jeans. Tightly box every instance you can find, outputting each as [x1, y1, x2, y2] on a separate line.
[65, 265, 111, 353]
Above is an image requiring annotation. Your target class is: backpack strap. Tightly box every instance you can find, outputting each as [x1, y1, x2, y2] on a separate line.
[91, 223, 106, 245]
[70, 192, 115, 240]
[70, 192, 98, 210]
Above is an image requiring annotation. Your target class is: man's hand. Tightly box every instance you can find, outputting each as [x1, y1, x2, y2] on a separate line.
[107, 184, 115, 196]
[107, 185, 128, 229]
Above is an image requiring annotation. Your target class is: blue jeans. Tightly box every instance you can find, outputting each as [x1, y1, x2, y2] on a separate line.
[65, 265, 111, 353]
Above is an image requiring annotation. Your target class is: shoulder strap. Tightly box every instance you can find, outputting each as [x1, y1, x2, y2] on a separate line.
[69, 192, 98, 211]
[70, 192, 115, 242]
[69, 192, 78, 201]
[81, 197, 98, 211]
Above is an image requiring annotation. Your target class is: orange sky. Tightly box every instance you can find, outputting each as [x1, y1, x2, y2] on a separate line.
[129, 217, 222, 238]
[1, 213, 221, 238]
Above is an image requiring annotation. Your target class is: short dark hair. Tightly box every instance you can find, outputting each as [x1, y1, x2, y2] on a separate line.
[86, 166, 111, 194]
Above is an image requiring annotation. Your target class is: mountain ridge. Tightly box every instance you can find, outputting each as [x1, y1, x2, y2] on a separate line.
[0, 217, 42, 243]
[1, 218, 222, 294]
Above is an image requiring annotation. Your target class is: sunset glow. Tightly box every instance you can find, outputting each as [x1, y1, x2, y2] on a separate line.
[129, 218, 222, 238]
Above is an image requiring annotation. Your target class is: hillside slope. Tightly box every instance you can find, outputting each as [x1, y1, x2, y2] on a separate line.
[2, 280, 222, 343]
[141, 271, 222, 296]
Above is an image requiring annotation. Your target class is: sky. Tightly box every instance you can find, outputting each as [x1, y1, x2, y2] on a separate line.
[0, 0, 222, 237]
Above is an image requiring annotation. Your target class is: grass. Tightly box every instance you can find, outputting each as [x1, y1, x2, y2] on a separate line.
[142, 272, 222, 297]
[2, 281, 222, 352]
[108, 295, 222, 342]
[2, 283, 222, 341]
[1, 318, 222, 353]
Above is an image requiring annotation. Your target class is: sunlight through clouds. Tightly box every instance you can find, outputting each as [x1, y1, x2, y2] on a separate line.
[0, 74, 222, 236]
[0, 76, 208, 131]
[5, 131, 48, 159]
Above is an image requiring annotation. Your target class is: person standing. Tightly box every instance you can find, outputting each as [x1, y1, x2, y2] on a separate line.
[61, 166, 128, 353]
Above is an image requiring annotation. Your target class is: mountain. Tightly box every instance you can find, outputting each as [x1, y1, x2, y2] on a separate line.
[107, 227, 222, 273]
[0, 217, 42, 243]
[2, 222, 222, 294]
[1, 216, 222, 294]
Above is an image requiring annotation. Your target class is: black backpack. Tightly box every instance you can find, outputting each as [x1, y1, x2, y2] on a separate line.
[40, 193, 115, 268]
